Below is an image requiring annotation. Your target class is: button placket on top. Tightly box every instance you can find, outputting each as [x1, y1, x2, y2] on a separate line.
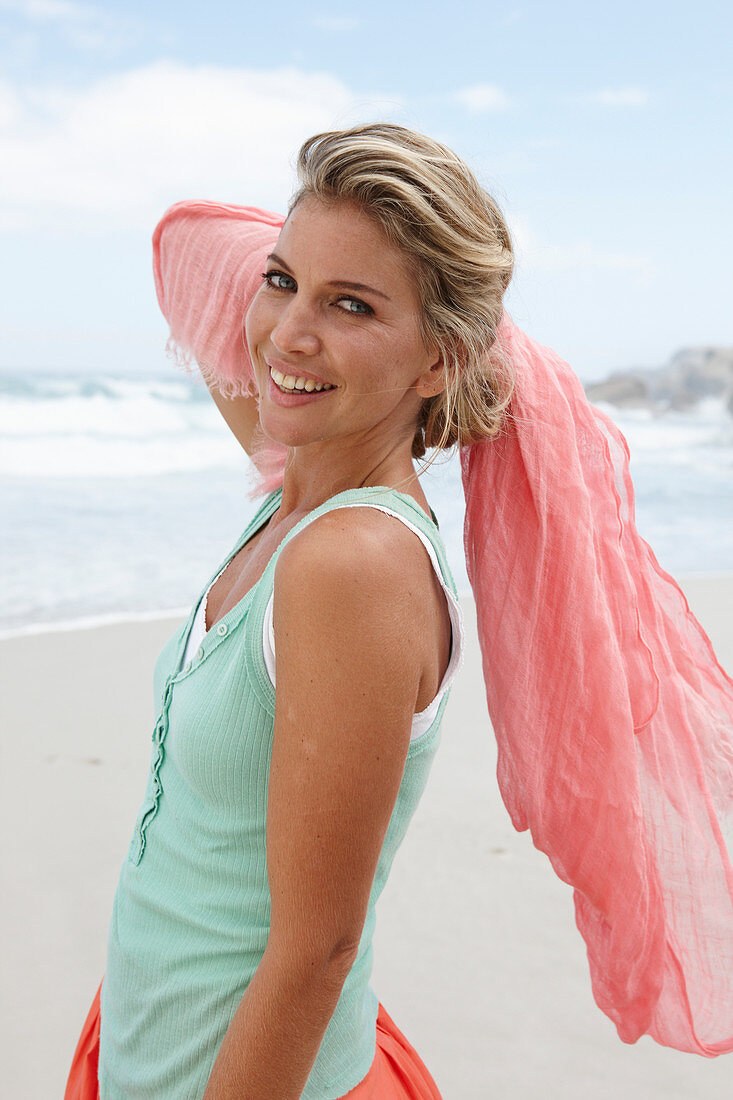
[131, 490, 283, 864]
[132, 608, 248, 863]
[131, 677, 175, 862]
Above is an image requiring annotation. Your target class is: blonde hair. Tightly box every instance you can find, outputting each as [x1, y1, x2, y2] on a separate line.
[290, 122, 515, 459]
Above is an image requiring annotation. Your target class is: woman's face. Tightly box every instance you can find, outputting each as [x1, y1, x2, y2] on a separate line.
[245, 195, 442, 453]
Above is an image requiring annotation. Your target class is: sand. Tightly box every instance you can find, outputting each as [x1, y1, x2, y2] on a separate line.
[2, 577, 732, 1098]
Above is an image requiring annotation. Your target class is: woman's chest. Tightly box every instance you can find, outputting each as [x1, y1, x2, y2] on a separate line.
[165, 639, 275, 811]
[204, 518, 295, 630]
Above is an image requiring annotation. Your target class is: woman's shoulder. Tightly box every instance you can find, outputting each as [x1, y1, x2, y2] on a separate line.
[273, 503, 439, 632]
[271, 500, 455, 718]
[279, 502, 432, 587]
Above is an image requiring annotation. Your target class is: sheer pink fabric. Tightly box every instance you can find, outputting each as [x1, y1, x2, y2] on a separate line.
[152, 200, 288, 494]
[463, 318, 733, 1055]
[152, 200, 733, 1055]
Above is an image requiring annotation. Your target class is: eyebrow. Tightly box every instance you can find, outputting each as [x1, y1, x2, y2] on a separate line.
[266, 253, 393, 303]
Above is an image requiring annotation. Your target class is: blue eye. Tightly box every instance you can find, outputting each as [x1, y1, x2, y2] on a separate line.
[260, 272, 373, 316]
[261, 270, 295, 291]
[336, 297, 373, 315]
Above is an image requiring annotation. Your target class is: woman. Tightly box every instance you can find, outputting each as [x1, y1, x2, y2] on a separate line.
[66, 124, 733, 1098]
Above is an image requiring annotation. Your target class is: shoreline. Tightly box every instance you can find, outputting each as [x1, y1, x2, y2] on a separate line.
[0, 605, 192, 642]
[2, 571, 732, 642]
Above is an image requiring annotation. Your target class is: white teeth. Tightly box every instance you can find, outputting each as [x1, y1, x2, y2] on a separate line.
[269, 364, 334, 393]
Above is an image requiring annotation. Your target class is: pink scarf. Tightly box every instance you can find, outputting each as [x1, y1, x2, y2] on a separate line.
[153, 200, 733, 1056]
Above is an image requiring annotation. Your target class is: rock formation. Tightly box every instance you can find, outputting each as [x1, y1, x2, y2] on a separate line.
[584, 347, 733, 415]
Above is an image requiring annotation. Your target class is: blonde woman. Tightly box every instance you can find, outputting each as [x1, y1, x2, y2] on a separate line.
[65, 124, 733, 1098]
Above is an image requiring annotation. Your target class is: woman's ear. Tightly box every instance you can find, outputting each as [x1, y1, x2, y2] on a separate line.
[414, 350, 446, 399]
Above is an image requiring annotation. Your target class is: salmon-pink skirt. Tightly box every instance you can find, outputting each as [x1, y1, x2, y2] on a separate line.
[64, 979, 442, 1098]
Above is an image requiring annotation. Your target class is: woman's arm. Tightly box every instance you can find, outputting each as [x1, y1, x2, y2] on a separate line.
[202, 509, 432, 1100]
[206, 379, 262, 458]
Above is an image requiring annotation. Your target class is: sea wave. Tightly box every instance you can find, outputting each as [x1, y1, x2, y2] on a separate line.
[1, 371, 731, 633]
[0, 371, 246, 478]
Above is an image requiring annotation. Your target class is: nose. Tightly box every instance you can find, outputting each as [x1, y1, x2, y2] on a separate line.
[270, 295, 321, 358]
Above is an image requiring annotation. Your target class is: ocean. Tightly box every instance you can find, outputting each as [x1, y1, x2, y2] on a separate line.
[2, 370, 732, 638]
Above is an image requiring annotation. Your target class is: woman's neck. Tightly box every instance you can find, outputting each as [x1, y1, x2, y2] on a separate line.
[275, 434, 422, 520]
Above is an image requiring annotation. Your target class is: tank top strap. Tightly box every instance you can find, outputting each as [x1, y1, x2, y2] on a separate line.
[244, 484, 460, 717]
[275, 484, 457, 597]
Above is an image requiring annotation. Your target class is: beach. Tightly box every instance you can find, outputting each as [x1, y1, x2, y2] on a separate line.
[2, 579, 732, 1099]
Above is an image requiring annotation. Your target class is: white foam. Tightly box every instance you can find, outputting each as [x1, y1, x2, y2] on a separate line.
[0, 373, 249, 477]
[0, 606, 190, 642]
[1, 370, 731, 633]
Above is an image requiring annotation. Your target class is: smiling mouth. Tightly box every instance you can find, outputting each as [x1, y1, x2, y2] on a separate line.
[269, 364, 336, 393]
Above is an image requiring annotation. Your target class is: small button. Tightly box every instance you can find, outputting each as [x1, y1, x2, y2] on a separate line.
[197, 647, 204, 659]
[183, 660, 192, 673]
[216, 622, 228, 636]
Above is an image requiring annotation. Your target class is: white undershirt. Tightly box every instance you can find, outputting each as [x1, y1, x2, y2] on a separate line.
[181, 503, 464, 741]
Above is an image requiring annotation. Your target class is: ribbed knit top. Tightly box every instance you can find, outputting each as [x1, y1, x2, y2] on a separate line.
[99, 484, 463, 1100]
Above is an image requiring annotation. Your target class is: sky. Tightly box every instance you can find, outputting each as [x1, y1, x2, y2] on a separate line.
[0, 0, 731, 382]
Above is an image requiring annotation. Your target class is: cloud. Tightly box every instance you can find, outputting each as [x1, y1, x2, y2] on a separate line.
[0, 0, 95, 23]
[0, 0, 94, 23]
[0, 77, 21, 127]
[453, 84, 510, 113]
[0, 62, 401, 230]
[0, 0, 142, 56]
[510, 215, 657, 288]
[585, 86, 651, 107]
[312, 15, 363, 32]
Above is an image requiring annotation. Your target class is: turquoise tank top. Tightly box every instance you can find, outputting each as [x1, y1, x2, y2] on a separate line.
[99, 484, 461, 1099]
